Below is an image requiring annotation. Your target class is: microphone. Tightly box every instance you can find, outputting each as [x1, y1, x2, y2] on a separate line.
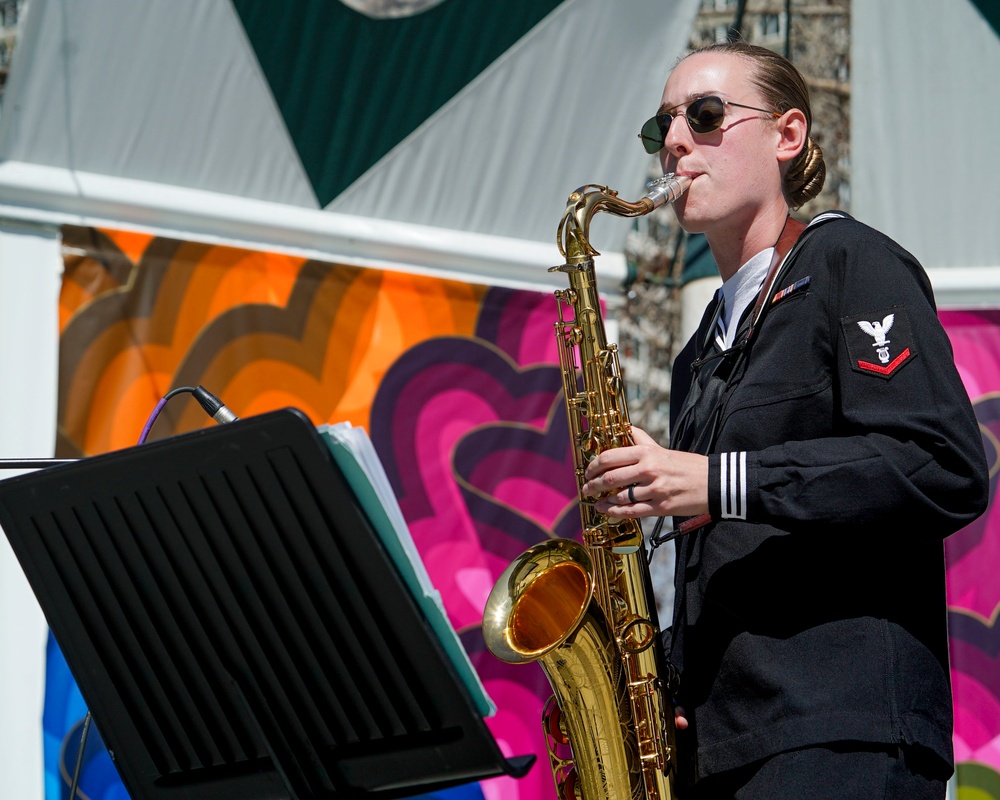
[192, 385, 239, 424]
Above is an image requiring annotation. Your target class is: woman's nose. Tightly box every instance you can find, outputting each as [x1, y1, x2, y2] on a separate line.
[663, 114, 691, 157]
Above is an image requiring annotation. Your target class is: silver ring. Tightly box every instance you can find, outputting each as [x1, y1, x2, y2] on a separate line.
[628, 484, 637, 504]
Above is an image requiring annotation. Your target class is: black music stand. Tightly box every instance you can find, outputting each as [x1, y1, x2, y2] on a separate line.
[0, 408, 532, 800]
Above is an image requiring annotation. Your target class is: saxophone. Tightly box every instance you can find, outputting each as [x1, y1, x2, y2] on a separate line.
[483, 174, 691, 800]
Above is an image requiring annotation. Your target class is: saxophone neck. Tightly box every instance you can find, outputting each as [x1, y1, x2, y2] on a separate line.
[555, 175, 691, 266]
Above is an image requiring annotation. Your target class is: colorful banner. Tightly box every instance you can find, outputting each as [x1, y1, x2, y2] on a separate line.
[53, 225, 574, 800]
[942, 309, 1000, 799]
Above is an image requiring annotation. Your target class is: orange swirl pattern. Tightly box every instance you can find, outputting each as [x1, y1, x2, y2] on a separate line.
[57, 225, 487, 457]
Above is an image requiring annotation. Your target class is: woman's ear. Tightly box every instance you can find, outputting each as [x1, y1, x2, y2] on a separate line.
[776, 108, 808, 163]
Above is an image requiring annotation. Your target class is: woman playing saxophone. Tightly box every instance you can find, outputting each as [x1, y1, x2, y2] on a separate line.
[581, 41, 988, 800]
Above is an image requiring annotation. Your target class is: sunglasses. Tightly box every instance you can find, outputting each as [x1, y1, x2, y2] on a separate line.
[638, 95, 781, 154]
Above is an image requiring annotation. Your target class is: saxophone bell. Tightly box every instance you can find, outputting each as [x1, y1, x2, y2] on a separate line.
[483, 540, 636, 800]
[483, 539, 594, 665]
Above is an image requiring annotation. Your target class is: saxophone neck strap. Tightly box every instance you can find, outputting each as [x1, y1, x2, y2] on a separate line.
[689, 214, 807, 371]
[744, 215, 808, 344]
[652, 216, 808, 552]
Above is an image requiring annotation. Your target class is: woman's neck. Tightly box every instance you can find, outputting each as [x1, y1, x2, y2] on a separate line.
[707, 201, 791, 280]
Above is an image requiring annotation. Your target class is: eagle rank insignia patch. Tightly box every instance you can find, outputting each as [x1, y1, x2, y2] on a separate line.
[841, 306, 916, 379]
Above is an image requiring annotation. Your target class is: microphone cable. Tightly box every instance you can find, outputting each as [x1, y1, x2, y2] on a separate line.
[138, 385, 239, 444]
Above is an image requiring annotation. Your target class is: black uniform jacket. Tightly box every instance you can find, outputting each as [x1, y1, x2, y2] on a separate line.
[666, 214, 989, 783]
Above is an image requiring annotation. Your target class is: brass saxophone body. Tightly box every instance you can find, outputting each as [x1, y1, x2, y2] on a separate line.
[483, 175, 691, 800]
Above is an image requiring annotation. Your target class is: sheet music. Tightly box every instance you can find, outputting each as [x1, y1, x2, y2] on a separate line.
[321, 422, 435, 595]
[318, 422, 496, 717]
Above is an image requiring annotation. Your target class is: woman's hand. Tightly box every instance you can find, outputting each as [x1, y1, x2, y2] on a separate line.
[581, 426, 709, 519]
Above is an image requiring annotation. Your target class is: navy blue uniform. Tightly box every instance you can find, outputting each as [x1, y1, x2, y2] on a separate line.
[666, 214, 989, 790]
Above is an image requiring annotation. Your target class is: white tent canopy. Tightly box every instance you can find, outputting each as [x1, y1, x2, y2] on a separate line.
[0, 0, 698, 265]
[852, 0, 1000, 304]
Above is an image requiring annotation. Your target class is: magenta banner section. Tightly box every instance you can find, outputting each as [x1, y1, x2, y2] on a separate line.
[941, 309, 1000, 791]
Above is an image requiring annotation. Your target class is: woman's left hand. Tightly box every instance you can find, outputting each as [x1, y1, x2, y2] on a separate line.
[581, 426, 710, 519]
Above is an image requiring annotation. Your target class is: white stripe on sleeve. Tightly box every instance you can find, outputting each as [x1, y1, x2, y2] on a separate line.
[720, 451, 747, 520]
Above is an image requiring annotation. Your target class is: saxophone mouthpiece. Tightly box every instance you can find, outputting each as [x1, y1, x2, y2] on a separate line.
[644, 173, 692, 209]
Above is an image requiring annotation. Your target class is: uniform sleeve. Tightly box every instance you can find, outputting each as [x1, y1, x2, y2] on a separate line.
[707, 223, 989, 539]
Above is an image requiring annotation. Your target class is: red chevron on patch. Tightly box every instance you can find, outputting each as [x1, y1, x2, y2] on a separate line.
[857, 347, 911, 376]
